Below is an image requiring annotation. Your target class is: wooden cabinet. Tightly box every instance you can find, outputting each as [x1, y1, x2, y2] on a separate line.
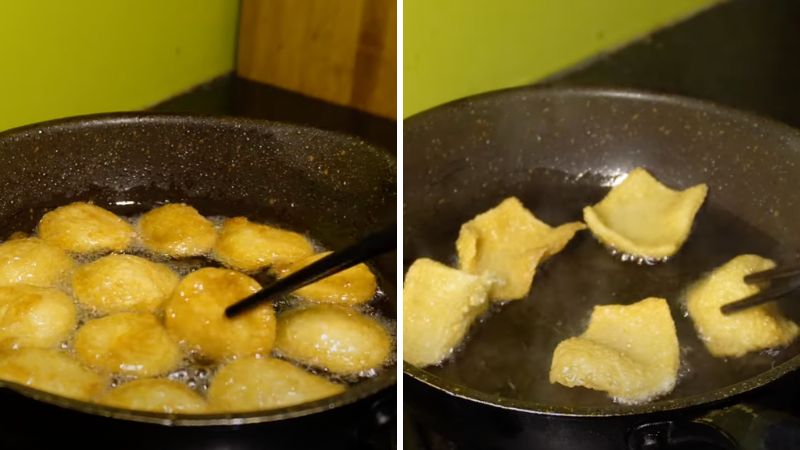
[238, 0, 396, 119]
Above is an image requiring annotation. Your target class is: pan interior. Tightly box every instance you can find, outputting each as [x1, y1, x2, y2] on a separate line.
[0, 114, 396, 424]
[404, 87, 800, 414]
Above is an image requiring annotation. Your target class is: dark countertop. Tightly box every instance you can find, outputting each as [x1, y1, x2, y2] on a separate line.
[550, 0, 800, 129]
[152, 76, 396, 153]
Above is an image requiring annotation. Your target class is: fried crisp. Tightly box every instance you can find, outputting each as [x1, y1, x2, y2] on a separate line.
[550, 297, 680, 404]
[0, 238, 75, 287]
[0, 348, 105, 401]
[403, 258, 490, 367]
[276, 305, 391, 375]
[277, 252, 377, 305]
[583, 168, 707, 259]
[39, 202, 134, 253]
[74, 313, 181, 377]
[687, 254, 799, 358]
[99, 379, 207, 413]
[72, 254, 179, 314]
[214, 217, 315, 272]
[138, 204, 217, 257]
[207, 357, 345, 412]
[0, 285, 76, 350]
[164, 268, 275, 361]
[457, 197, 585, 301]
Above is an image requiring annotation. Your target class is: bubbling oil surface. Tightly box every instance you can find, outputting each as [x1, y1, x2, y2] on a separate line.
[11, 200, 395, 410]
[416, 168, 800, 408]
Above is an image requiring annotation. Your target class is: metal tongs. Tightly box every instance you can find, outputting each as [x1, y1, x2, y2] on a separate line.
[721, 264, 800, 315]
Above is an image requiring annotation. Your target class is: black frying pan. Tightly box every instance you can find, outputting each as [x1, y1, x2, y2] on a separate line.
[0, 114, 396, 450]
[404, 87, 800, 450]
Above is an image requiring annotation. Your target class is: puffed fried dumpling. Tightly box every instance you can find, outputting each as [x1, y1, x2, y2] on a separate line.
[403, 258, 490, 367]
[0, 348, 105, 401]
[99, 379, 207, 413]
[74, 313, 181, 377]
[276, 305, 391, 375]
[214, 217, 314, 272]
[277, 252, 377, 305]
[550, 297, 680, 404]
[0, 285, 76, 350]
[164, 268, 275, 361]
[207, 357, 345, 412]
[138, 204, 217, 257]
[583, 168, 708, 259]
[72, 254, 179, 314]
[686, 255, 799, 358]
[457, 197, 585, 301]
[0, 238, 74, 287]
[39, 202, 134, 253]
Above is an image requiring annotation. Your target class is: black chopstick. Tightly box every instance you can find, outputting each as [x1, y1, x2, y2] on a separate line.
[721, 276, 800, 315]
[743, 263, 800, 284]
[225, 223, 396, 318]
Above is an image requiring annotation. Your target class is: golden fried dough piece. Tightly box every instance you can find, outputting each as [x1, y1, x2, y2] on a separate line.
[99, 379, 206, 413]
[277, 252, 377, 305]
[72, 254, 179, 314]
[403, 258, 490, 367]
[0, 285, 76, 350]
[0, 348, 105, 401]
[39, 202, 134, 253]
[74, 313, 181, 377]
[550, 297, 679, 404]
[138, 204, 217, 257]
[687, 255, 799, 357]
[214, 217, 314, 272]
[0, 238, 74, 287]
[457, 197, 585, 301]
[207, 357, 345, 412]
[164, 268, 275, 360]
[276, 305, 391, 375]
[583, 168, 707, 259]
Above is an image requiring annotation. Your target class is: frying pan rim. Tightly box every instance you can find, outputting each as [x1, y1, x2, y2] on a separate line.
[0, 111, 397, 164]
[0, 113, 397, 426]
[404, 85, 800, 417]
[406, 84, 800, 144]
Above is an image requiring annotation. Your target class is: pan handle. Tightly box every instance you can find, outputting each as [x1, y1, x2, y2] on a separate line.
[627, 404, 800, 450]
[627, 420, 737, 450]
[694, 403, 800, 450]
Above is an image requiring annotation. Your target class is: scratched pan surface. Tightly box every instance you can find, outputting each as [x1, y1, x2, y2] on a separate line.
[0, 114, 396, 449]
[404, 87, 800, 416]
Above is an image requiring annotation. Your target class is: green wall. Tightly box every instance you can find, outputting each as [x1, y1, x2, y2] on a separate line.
[0, 1, 239, 131]
[404, 0, 720, 116]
